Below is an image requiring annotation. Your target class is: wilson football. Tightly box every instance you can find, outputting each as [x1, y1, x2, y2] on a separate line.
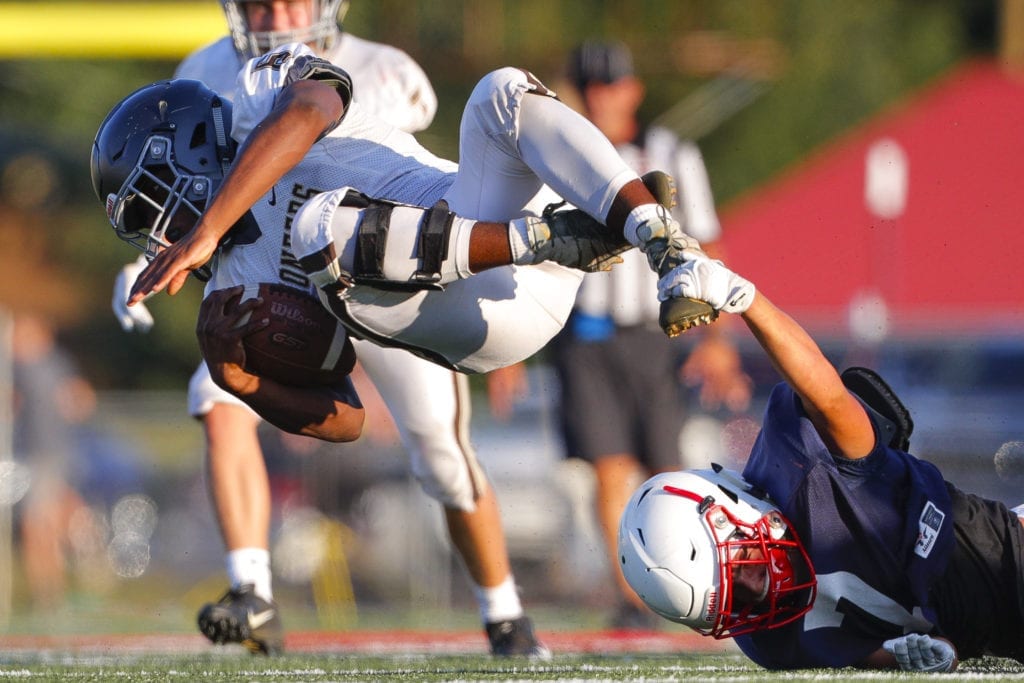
[237, 282, 355, 387]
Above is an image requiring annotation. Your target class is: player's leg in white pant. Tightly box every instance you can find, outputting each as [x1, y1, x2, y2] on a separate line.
[351, 340, 514, 583]
[444, 67, 636, 223]
[447, 68, 714, 333]
[293, 67, 688, 371]
[352, 339, 546, 656]
[294, 191, 583, 374]
[350, 340, 486, 511]
[188, 363, 283, 654]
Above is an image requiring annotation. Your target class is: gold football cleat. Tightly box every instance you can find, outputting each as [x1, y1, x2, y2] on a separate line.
[659, 297, 719, 337]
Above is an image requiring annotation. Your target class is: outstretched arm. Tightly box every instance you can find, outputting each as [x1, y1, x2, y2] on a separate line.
[128, 78, 346, 303]
[661, 257, 875, 459]
[743, 293, 876, 458]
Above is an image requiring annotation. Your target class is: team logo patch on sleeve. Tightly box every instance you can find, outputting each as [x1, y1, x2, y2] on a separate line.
[914, 501, 945, 558]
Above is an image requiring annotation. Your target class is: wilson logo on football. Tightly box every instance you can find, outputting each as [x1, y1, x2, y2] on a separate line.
[270, 302, 324, 330]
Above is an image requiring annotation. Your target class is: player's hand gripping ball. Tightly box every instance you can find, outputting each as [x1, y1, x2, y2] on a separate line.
[235, 283, 355, 386]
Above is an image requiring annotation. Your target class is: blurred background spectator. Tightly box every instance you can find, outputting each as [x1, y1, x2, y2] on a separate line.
[545, 39, 750, 630]
[11, 313, 87, 608]
[10, 313, 150, 611]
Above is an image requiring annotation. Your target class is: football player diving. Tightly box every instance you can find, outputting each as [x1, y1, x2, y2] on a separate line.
[112, 44, 715, 384]
[93, 41, 713, 653]
[617, 255, 1024, 672]
[100, 0, 548, 660]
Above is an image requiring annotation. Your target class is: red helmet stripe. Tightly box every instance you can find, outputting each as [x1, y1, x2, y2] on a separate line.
[662, 485, 705, 504]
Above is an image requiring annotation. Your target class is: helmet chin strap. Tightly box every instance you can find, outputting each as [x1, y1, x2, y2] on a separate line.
[755, 572, 770, 603]
[210, 97, 233, 177]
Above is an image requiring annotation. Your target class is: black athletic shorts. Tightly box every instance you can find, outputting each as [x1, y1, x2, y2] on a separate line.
[928, 482, 1024, 662]
[550, 324, 685, 470]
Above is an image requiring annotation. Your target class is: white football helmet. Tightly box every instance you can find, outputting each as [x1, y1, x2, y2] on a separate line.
[221, 0, 351, 59]
[617, 466, 816, 639]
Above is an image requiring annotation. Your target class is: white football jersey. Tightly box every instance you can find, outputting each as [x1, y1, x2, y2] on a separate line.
[178, 42, 486, 510]
[175, 32, 436, 133]
[207, 44, 456, 296]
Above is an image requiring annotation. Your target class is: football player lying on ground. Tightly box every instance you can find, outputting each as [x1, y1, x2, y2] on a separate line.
[119, 42, 711, 440]
[616, 254, 1024, 672]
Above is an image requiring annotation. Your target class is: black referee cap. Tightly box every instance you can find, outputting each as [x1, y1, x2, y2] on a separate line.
[567, 40, 635, 90]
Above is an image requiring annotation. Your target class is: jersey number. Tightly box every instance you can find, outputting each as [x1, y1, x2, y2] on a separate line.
[804, 571, 933, 639]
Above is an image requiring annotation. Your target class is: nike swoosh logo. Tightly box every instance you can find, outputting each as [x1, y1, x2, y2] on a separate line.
[247, 608, 276, 629]
[729, 293, 748, 307]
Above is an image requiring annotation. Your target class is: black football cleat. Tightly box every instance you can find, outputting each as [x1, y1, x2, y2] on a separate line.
[486, 615, 552, 660]
[640, 170, 718, 337]
[197, 584, 284, 656]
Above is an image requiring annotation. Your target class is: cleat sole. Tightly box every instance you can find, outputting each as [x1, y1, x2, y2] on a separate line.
[659, 298, 719, 337]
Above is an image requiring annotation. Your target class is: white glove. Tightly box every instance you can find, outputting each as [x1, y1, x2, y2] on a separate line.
[112, 255, 154, 333]
[657, 257, 755, 314]
[882, 633, 956, 673]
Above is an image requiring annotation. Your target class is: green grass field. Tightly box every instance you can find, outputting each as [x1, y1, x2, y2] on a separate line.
[1, 652, 1024, 682]
[2, 637, 1024, 682]
[4, 566, 1024, 681]
[2, 596, 1023, 680]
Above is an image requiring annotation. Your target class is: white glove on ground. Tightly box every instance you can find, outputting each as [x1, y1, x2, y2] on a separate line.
[112, 254, 154, 332]
[882, 633, 956, 673]
[657, 257, 756, 314]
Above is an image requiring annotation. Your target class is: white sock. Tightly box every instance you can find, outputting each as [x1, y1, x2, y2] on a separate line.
[226, 548, 273, 602]
[451, 215, 476, 278]
[507, 217, 534, 265]
[623, 204, 664, 248]
[473, 575, 524, 624]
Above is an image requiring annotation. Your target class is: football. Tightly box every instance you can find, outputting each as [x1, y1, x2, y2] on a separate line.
[236, 283, 356, 387]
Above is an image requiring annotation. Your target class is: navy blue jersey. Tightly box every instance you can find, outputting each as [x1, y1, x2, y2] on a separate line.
[735, 383, 954, 669]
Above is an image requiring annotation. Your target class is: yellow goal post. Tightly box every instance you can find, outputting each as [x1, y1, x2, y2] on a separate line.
[0, 2, 226, 59]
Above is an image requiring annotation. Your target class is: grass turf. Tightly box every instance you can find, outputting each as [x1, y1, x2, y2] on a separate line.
[1, 650, 1024, 681]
